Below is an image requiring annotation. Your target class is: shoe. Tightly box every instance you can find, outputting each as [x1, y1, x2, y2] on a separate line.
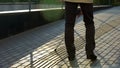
[87, 55, 97, 62]
[68, 56, 75, 61]
[67, 48, 75, 61]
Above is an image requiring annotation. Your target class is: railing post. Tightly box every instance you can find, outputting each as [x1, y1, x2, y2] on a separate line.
[29, 0, 32, 12]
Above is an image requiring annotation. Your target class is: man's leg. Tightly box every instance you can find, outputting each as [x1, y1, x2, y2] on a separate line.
[80, 3, 97, 61]
[65, 2, 78, 61]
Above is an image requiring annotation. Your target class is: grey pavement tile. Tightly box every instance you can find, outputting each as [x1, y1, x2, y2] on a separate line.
[89, 60, 104, 68]
[111, 64, 120, 68]
[81, 59, 90, 65]
[109, 58, 118, 61]
[114, 59, 120, 64]
[102, 65, 111, 68]
[100, 58, 109, 63]
[104, 55, 112, 59]
[107, 53, 115, 57]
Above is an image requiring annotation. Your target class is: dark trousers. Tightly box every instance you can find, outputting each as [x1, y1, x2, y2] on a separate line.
[65, 2, 95, 57]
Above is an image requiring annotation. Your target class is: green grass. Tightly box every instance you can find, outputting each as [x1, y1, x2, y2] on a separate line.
[39, 0, 62, 5]
[112, 2, 120, 6]
[41, 9, 64, 22]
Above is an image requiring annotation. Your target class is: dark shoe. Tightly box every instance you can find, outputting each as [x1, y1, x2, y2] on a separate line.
[67, 47, 75, 61]
[87, 55, 97, 62]
[68, 56, 75, 61]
